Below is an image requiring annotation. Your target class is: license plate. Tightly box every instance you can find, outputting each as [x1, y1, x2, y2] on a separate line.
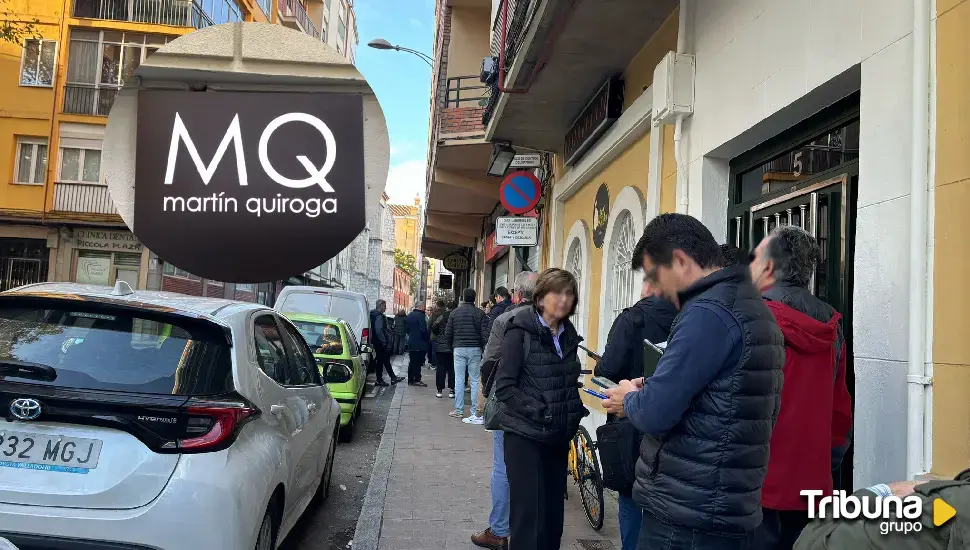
[0, 430, 102, 474]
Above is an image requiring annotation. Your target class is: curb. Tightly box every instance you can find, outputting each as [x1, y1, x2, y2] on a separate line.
[350, 378, 404, 550]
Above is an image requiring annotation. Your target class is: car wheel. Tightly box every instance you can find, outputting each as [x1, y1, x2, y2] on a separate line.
[315, 430, 337, 503]
[254, 509, 275, 550]
[338, 415, 355, 443]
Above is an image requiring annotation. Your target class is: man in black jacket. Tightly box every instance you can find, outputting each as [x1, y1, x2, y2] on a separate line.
[602, 213, 785, 550]
[444, 287, 486, 423]
[483, 287, 512, 338]
[597, 277, 677, 550]
[431, 301, 455, 399]
[370, 300, 403, 386]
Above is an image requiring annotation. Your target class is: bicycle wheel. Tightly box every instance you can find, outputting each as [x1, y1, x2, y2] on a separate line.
[574, 426, 605, 530]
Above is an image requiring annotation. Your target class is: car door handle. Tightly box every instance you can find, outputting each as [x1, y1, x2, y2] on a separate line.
[270, 404, 286, 416]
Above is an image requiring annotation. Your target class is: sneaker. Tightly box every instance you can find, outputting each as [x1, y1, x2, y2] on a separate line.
[448, 410, 464, 418]
[435, 391, 443, 398]
[471, 527, 508, 549]
[462, 416, 484, 425]
[449, 391, 455, 398]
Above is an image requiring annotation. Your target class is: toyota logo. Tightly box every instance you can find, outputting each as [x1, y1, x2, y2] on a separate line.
[9, 398, 42, 421]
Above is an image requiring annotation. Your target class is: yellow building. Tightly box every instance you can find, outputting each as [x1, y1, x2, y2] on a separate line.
[390, 197, 422, 260]
[0, 0, 344, 291]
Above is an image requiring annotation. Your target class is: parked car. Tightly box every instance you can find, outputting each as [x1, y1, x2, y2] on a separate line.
[275, 287, 371, 368]
[283, 312, 369, 442]
[0, 282, 343, 550]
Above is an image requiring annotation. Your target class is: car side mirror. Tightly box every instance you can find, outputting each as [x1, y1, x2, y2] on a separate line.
[320, 361, 353, 384]
[359, 344, 374, 355]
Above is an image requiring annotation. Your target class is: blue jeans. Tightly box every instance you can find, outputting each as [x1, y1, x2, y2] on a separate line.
[489, 431, 510, 537]
[452, 347, 482, 414]
[638, 509, 751, 550]
[618, 494, 642, 550]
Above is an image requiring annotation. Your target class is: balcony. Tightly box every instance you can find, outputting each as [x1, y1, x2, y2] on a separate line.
[53, 183, 119, 215]
[72, 0, 211, 27]
[63, 85, 118, 117]
[439, 75, 490, 139]
[483, 0, 678, 152]
[278, 0, 319, 39]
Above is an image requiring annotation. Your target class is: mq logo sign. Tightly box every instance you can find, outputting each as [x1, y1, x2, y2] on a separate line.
[135, 90, 365, 283]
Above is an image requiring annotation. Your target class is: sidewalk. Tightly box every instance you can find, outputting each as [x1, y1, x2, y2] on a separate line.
[364, 356, 622, 550]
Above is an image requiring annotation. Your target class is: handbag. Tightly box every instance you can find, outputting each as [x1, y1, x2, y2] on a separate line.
[595, 416, 640, 493]
[483, 391, 504, 430]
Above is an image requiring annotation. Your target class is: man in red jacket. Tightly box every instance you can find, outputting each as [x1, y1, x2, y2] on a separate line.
[749, 225, 853, 550]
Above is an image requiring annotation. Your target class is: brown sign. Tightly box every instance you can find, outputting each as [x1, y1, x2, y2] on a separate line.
[564, 76, 624, 166]
[134, 90, 365, 283]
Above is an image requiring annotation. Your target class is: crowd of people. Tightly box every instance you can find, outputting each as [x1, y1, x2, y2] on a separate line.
[369, 212, 969, 550]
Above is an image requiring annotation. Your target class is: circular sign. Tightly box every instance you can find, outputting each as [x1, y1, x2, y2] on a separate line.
[103, 23, 389, 283]
[592, 183, 609, 249]
[499, 171, 542, 215]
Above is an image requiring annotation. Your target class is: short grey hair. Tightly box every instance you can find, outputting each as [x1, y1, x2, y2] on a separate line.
[513, 270, 538, 300]
[765, 225, 820, 288]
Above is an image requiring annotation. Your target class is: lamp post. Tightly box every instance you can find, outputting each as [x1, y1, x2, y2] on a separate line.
[367, 38, 433, 67]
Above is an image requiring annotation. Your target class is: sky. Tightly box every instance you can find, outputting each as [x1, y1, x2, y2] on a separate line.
[354, 0, 436, 207]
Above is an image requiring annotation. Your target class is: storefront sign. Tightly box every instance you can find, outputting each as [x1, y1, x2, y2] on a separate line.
[131, 89, 366, 283]
[442, 253, 469, 271]
[73, 229, 143, 253]
[495, 216, 538, 246]
[564, 76, 624, 166]
[76, 255, 111, 285]
[510, 154, 542, 169]
[499, 171, 542, 215]
[485, 231, 508, 263]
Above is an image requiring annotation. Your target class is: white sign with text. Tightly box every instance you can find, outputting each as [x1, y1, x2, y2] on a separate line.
[496, 216, 539, 246]
[510, 154, 542, 168]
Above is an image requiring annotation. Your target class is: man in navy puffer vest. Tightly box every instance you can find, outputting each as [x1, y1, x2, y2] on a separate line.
[603, 213, 785, 550]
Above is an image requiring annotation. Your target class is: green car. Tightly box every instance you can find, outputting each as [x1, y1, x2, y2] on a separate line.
[284, 312, 369, 442]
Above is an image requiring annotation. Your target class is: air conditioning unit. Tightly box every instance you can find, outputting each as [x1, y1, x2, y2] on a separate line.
[481, 56, 499, 85]
[653, 51, 695, 125]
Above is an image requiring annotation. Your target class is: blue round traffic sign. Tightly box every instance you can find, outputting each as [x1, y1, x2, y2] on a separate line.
[500, 171, 541, 215]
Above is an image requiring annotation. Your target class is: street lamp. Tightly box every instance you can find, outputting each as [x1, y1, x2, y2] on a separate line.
[367, 38, 433, 67]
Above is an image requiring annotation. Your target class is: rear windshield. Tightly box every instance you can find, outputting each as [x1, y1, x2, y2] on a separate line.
[278, 293, 329, 315]
[0, 299, 232, 395]
[290, 320, 345, 356]
[329, 297, 364, 333]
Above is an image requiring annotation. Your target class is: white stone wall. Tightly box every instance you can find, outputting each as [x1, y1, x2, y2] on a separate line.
[681, 0, 920, 488]
[380, 203, 396, 306]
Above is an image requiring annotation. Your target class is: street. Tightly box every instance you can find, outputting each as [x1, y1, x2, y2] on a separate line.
[280, 382, 397, 550]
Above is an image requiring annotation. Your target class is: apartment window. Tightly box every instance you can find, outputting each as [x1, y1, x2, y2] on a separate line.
[64, 30, 172, 115]
[325, 0, 331, 10]
[162, 262, 201, 280]
[75, 250, 141, 287]
[322, 17, 328, 42]
[58, 143, 102, 184]
[196, 0, 243, 25]
[20, 39, 57, 87]
[337, 17, 346, 42]
[237, 283, 255, 291]
[14, 137, 48, 185]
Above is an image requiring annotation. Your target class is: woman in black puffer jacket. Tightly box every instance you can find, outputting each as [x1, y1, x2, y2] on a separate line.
[494, 268, 588, 550]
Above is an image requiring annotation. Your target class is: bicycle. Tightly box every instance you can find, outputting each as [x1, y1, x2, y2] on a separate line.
[565, 366, 605, 531]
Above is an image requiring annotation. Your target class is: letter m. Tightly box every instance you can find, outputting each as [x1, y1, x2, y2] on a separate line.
[164, 113, 248, 186]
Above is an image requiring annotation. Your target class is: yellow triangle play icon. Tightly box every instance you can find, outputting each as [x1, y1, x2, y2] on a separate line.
[934, 498, 956, 527]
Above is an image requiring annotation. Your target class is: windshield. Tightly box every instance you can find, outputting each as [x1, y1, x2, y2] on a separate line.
[0, 300, 232, 395]
[278, 292, 330, 315]
[291, 320, 345, 356]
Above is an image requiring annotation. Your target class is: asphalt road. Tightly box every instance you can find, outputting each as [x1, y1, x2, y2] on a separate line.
[280, 381, 397, 550]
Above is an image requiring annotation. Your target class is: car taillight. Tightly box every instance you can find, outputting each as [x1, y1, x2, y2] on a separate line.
[176, 397, 260, 453]
[361, 328, 369, 344]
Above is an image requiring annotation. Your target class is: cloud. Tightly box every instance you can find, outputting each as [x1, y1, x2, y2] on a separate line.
[384, 159, 427, 204]
[409, 18, 422, 27]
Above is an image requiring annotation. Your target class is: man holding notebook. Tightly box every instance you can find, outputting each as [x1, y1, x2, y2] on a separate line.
[602, 213, 785, 550]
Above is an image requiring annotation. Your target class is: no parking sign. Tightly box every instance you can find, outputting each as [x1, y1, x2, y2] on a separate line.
[499, 171, 542, 215]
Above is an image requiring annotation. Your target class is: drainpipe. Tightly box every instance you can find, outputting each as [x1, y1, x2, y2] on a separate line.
[674, 0, 689, 214]
[906, 0, 931, 480]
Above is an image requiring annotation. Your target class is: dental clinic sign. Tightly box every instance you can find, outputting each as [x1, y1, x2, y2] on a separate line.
[135, 90, 365, 282]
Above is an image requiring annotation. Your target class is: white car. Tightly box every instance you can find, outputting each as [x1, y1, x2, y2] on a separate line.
[0, 282, 343, 550]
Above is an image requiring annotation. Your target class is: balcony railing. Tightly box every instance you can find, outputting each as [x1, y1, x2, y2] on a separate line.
[53, 183, 118, 215]
[278, 0, 319, 39]
[63, 85, 118, 116]
[446, 75, 490, 108]
[483, 0, 537, 128]
[72, 0, 211, 27]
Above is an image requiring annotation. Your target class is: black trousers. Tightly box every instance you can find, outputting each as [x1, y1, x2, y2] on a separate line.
[435, 352, 454, 392]
[375, 349, 396, 383]
[408, 351, 425, 383]
[751, 508, 810, 550]
[504, 432, 568, 550]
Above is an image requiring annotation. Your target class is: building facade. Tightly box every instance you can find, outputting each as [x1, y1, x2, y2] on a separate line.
[422, 0, 970, 490]
[390, 198, 423, 260]
[0, 0, 344, 301]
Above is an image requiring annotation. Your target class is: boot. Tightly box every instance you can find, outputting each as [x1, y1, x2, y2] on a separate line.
[471, 528, 508, 549]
